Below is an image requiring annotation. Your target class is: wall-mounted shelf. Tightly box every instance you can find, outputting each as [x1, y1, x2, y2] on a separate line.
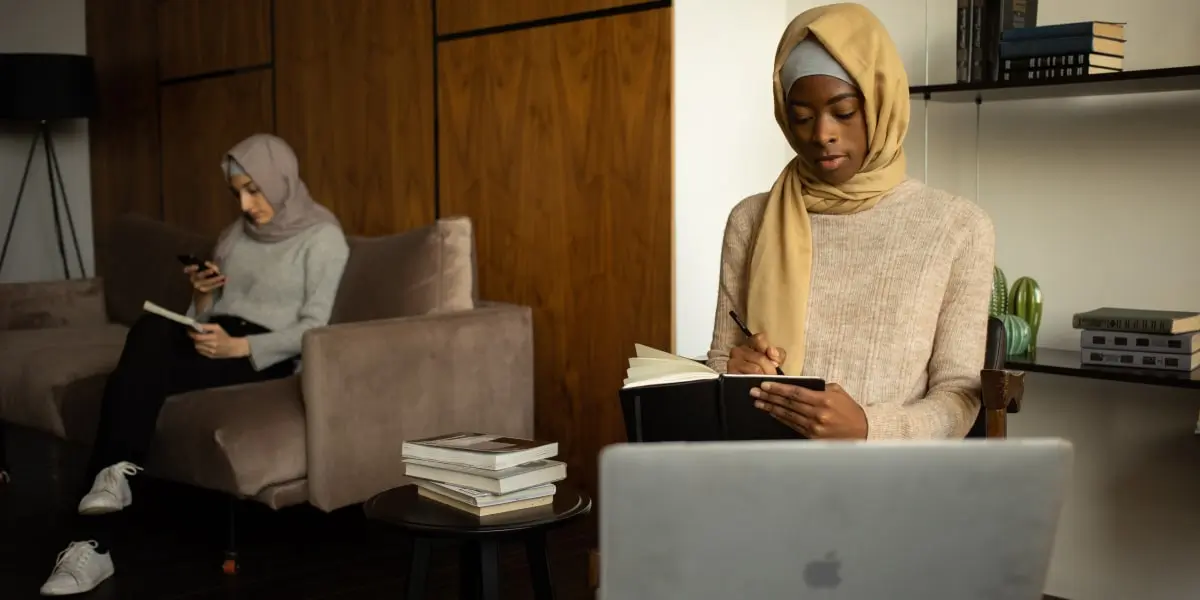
[910, 65, 1200, 103]
[1005, 348, 1200, 390]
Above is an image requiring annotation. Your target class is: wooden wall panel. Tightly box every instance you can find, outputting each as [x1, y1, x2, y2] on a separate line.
[437, 0, 650, 35]
[275, 0, 435, 235]
[159, 71, 274, 237]
[86, 0, 162, 276]
[157, 0, 272, 80]
[438, 9, 673, 493]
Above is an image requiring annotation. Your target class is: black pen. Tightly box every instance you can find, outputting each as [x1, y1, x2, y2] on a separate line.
[728, 310, 785, 375]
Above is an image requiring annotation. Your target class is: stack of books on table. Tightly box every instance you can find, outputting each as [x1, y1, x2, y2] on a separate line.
[1073, 307, 1200, 372]
[401, 432, 566, 516]
[998, 20, 1125, 82]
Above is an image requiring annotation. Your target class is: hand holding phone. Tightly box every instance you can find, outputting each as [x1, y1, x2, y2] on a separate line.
[181, 255, 224, 294]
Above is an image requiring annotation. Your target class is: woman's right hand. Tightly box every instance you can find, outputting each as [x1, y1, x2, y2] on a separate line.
[185, 261, 225, 295]
[727, 333, 788, 375]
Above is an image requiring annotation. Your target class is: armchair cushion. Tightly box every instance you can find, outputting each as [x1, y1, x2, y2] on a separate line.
[331, 216, 476, 324]
[0, 325, 127, 438]
[0, 278, 109, 331]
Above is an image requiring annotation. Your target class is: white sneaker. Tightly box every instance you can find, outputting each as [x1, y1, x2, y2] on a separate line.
[39, 541, 115, 596]
[77, 461, 143, 515]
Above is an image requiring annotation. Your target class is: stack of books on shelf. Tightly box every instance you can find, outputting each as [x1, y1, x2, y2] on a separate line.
[1073, 307, 1200, 372]
[998, 21, 1125, 82]
[401, 432, 567, 517]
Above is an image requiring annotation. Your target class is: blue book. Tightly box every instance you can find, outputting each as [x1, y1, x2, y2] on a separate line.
[999, 35, 1124, 60]
[1000, 21, 1125, 42]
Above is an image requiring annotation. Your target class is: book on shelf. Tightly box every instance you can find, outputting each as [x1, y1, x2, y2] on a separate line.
[400, 432, 557, 471]
[1081, 348, 1200, 372]
[1080, 329, 1200, 355]
[999, 21, 1125, 43]
[402, 432, 564, 516]
[1003, 53, 1123, 71]
[1001, 64, 1120, 81]
[620, 344, 824, 441]
[1072, 308, 1200, 335]
[402, 457, 566, 495]
[957, 0, 1040, 83]
[999, 34, 1124, 61]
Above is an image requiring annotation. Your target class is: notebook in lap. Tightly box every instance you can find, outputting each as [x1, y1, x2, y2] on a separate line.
[599, 439, 1072, 600]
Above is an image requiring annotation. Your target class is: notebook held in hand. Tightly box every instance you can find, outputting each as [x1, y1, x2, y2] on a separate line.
[620, 344, 824, 442]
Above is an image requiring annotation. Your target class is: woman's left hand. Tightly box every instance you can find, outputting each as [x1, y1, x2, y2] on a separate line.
[750, 382, 868, 439]
[190, 324, 251, 359]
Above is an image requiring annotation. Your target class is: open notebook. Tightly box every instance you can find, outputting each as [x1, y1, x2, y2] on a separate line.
[620, 344, 824, 441]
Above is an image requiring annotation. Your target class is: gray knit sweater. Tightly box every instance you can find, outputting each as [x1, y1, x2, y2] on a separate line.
[192, 222, 350, 370]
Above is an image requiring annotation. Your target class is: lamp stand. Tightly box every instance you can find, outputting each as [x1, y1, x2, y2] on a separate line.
[0, 120, 86, 279]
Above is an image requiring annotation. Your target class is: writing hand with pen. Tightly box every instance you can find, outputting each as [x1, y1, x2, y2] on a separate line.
[728, 311, 868, 440]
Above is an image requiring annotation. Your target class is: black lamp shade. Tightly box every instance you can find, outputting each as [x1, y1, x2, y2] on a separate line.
[0, 53, 97, 120]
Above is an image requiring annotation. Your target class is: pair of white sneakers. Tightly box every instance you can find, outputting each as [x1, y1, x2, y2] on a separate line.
[39, 462, 142, 596]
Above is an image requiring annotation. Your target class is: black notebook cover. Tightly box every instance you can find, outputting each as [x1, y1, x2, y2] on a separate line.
[619, 375, 825, 442]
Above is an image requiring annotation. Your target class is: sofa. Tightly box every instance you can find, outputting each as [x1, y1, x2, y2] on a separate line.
[0, 213, 534, 513]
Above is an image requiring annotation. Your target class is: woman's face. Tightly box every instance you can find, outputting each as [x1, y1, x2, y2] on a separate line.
[786, 75, 868, 186]
[230, 174, 274, 225]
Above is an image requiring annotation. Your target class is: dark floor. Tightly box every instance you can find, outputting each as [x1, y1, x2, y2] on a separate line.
[0, 428, 595, 600]
[1, 428, 1072, 600]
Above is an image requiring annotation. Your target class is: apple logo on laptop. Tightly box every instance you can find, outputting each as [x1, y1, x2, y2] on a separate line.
[803, 551, 842, 589]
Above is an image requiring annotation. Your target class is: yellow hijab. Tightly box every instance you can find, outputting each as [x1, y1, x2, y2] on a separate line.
[747, 2, 910, 374]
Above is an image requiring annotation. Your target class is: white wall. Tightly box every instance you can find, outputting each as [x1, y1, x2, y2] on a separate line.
[0, 0, 93, 283]
[674, 0, 1200, 597]
[673, 0, 793, 356]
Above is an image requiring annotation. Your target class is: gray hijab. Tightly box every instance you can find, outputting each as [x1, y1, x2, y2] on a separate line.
[214, 134, 340, 261]
[779, 37, 857, 95]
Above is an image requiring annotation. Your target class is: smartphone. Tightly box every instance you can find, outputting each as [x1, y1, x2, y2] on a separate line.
[177, 254, 207, 269]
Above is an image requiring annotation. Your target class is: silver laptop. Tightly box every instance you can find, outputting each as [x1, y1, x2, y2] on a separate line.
[599, 439, 1072, 600]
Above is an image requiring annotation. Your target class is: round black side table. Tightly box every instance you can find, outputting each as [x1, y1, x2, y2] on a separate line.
[364, 483, 592, 600]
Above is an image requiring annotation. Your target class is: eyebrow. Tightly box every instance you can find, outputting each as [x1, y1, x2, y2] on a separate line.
[789, 92, 860, 108]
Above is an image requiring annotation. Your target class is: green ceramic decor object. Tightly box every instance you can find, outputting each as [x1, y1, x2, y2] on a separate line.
[1001, 313, 1031, 357]
[990, 266, 1008, 316]
[1009, 276, 1044, 349]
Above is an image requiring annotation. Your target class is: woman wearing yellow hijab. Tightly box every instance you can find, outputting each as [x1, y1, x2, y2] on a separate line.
[706, 3, 995, 439]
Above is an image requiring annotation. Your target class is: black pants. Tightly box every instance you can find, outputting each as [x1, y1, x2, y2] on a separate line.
[76, 313, 295, 550]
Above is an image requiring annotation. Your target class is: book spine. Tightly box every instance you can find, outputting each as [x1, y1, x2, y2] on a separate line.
[969, 0, 986, 81]
[982, 0, 1038, 81]
[1002, 53, 1101, 69]
[1072, 315, 1175, 334]
[1081, 329, 1199, 354]
[956, 0, 971, 83]
[1001, 65, 1117, 81]
[999, 35, 1113, 59]
[1081, 348, 1196, 371]
[1001, 20, 1103, 42]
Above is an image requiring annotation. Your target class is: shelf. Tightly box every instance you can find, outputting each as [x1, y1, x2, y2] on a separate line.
[1005, 348, 1200, 390]
[910, 65, 1200, 103]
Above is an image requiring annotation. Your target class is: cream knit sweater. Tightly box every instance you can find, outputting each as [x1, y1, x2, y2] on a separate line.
[706, 179, 995, 439]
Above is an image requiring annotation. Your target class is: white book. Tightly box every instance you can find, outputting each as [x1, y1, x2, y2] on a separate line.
[403, 457, 566, 494]
[142, 300, 204, 333]
[1080, 329, 1200, 355]
[1081, 348, 1200, 372]
[401, 433, 557, 471]
[413, 480, 556, 507]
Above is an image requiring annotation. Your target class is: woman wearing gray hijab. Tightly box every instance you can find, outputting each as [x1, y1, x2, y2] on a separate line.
[40, 134, 350, 596]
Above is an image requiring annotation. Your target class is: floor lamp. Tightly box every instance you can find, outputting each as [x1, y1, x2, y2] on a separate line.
[0, 53, 97, 280]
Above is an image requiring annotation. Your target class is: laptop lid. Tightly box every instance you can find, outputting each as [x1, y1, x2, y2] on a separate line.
[599, 439, 1072, 600]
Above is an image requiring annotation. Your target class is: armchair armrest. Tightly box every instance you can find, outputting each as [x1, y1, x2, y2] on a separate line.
[979, 369, 1026, 438]
[0, 277, 109, 330]
[300, 302, 535, 511]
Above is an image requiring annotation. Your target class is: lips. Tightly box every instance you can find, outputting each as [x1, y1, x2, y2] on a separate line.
[815, 155, 848, 171]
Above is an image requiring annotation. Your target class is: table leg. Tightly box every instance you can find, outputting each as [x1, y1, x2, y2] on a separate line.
[458, 540, 500, 600]
[526, 531, 555, 600]
[407, 538, 431, 599]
